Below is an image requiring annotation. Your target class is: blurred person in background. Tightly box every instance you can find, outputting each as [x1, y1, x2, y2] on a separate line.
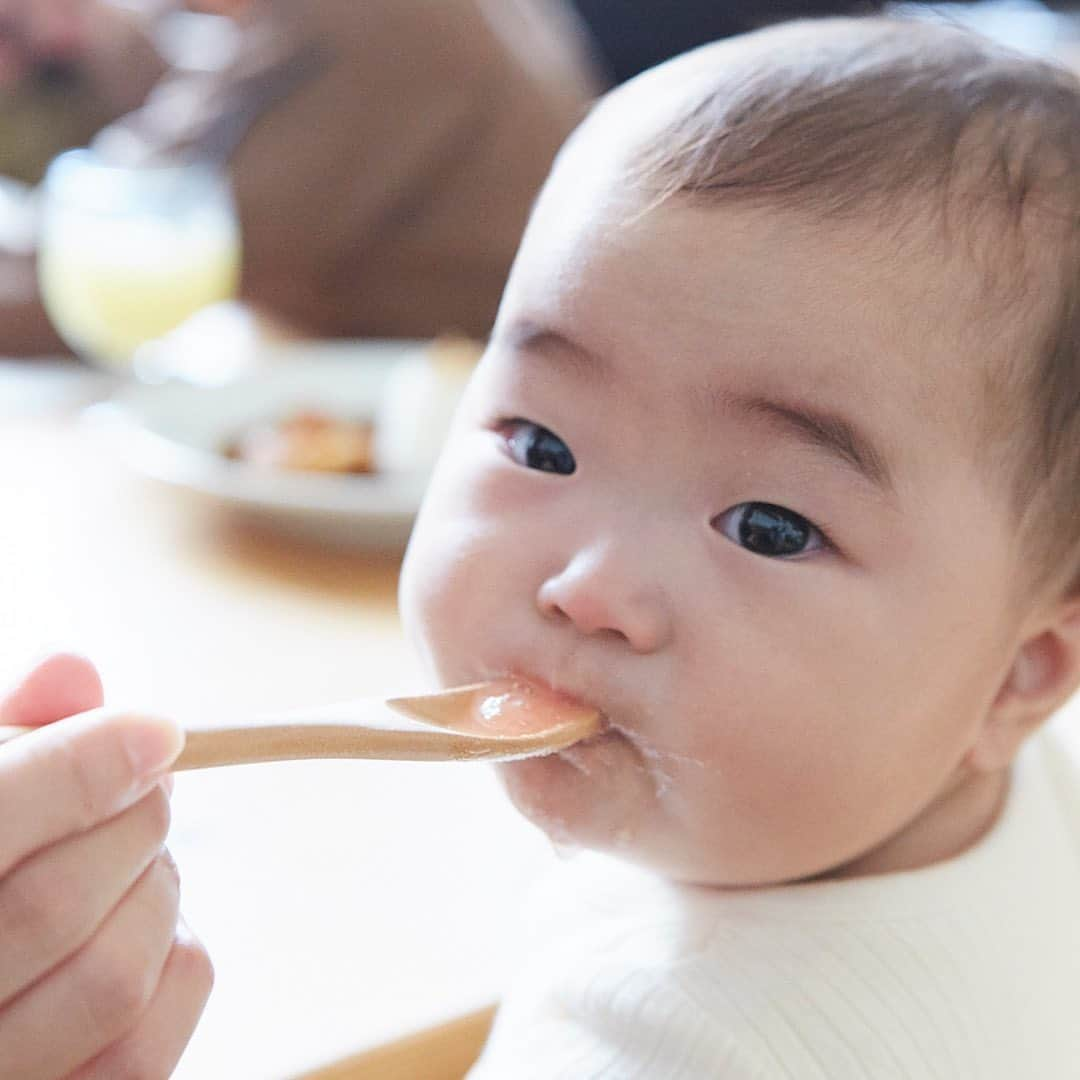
[0, 0, 604, 356]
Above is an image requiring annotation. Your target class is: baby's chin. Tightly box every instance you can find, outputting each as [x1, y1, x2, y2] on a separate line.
[496, 729, 657, 853]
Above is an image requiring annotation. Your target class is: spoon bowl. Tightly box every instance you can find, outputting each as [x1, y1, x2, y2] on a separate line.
[0, 678, 602, 770]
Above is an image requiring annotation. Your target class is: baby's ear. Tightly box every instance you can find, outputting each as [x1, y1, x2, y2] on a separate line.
[968, 596, 1080, 773]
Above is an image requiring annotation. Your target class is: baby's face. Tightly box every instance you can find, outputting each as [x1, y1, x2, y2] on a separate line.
[399, 142, 1028, 886]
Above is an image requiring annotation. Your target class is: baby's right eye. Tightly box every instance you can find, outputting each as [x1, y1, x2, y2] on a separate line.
[498, 419, 576, 475]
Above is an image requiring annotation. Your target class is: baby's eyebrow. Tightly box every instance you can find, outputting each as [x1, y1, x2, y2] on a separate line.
[508, 322, 895, 496]
[721, 391, 896, 496]
[507, 323, 603, 378]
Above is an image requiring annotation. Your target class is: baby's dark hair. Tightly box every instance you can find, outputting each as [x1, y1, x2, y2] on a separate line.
[629, 17, 1080, 599]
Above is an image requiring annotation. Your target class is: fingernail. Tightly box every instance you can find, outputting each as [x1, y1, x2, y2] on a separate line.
[123, 716, 185, 780]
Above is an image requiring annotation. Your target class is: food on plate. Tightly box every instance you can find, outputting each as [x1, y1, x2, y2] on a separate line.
[224, 410, 375, 474]
[222, 334, 484, 475]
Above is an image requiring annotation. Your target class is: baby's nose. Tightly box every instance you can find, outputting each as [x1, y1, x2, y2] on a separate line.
[536, 545, 672, 653]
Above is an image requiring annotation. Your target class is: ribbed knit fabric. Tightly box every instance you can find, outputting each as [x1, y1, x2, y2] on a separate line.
[469, 724, 1080, 1078]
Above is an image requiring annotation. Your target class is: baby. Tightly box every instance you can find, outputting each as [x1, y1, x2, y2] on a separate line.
[397, 16, 1080, 1078]
[3, 14, 1080, 1079]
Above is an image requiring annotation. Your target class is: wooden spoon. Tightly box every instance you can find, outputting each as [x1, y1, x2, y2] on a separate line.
[0, 678, 601, 771]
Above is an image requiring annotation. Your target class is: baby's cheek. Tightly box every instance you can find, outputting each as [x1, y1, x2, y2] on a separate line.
[401, 527, 485, 674]
[411, 434, 524, 557]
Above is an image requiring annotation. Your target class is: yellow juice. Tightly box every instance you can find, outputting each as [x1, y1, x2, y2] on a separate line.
[39, 212, 240, 369]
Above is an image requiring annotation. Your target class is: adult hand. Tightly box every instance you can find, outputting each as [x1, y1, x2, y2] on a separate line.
[0, 654, 213, 1078]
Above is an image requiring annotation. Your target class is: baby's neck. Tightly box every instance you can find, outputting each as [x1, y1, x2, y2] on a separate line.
[823, 766, 1011, 881]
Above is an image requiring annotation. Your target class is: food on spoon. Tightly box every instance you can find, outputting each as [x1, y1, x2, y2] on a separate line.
[389, 678, 603, 741]
[223, 410, 375, 474]
[466, 681, 601, 738]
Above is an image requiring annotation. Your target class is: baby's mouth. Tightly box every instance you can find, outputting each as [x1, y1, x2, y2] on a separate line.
[503, 668, 612, 736]
[469, 661, 662, 772]
[498, 668, 660, 772]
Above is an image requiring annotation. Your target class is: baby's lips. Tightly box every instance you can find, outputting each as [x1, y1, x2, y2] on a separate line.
[466, 677, 603, 739]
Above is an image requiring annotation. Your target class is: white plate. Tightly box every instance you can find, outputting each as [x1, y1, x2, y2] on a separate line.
[86, 340, 434, 550]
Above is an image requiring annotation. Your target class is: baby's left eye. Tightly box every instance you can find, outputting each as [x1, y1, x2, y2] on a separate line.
[498, 419, 576, 475]
[713, 502, 825, 558]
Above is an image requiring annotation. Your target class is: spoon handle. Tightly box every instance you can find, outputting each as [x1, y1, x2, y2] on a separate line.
[0, 720, 557, 768]
[176, 721, 516, 769]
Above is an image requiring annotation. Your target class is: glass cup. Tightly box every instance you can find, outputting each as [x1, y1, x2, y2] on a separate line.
[38, 148, 241, 375]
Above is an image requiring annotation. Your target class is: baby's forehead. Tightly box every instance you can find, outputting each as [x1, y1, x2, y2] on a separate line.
[542, 71, 1052, 404]
[536, 139, 1011, 353]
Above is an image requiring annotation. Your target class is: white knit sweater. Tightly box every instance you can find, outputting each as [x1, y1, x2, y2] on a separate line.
[469, 723, 1080, 1078]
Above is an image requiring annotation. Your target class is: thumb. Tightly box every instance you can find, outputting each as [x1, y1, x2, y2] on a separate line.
[0, 653, 105, 727]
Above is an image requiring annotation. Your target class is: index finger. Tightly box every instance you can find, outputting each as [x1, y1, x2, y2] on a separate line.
[0, 709, 183, 877]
